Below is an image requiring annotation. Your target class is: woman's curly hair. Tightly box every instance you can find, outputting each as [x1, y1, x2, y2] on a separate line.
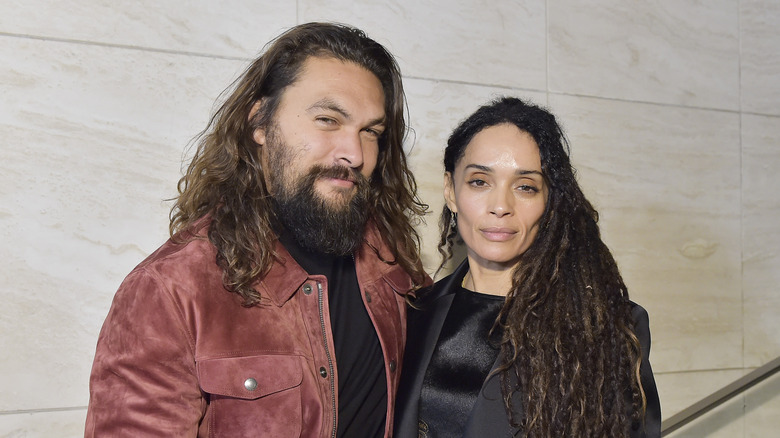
[438, 97, 646, 437]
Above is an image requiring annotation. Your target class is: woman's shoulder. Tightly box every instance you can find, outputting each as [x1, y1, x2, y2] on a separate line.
[627, 301, 653, 354]
[409, 278, 453, 311]
[411, 260, 470, 309]
[628, 301, 650, 330]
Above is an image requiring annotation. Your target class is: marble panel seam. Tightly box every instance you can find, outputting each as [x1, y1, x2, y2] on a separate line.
[740, 110, 780, 118]
[0, 31, 248, 62]
[0, 406, 87, 416]
[401, 75, 546, 94]
[549, 91, 745, 114]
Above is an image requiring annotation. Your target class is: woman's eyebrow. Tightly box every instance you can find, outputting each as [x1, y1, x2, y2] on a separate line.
[464, 163, 492, 172]
[464, 164, 543, 176]
[518, 169, 543, 176]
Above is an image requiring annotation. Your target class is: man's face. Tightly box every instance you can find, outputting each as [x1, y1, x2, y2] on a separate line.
[253, 56, 386, 208]
[253, 56, 387, 254]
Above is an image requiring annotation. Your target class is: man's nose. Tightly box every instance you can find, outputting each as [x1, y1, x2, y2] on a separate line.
[334, 130, 364, 169]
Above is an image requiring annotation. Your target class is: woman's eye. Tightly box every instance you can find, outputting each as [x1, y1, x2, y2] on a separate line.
[468, 179, 487, 187]
[316, 117, 337, 125]
[518, 184, 539, 193]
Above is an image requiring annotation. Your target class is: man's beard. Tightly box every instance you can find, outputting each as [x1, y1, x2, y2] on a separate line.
[267, 132, 371, 256]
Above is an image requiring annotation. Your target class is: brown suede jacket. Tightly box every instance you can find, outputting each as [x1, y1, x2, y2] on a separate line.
[85, 220, 419, 437]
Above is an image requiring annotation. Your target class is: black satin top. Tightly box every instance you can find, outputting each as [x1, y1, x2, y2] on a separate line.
[417, 286, 504, 437]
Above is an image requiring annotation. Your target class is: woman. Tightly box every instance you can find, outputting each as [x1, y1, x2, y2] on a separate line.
[395, 97, 661, 437]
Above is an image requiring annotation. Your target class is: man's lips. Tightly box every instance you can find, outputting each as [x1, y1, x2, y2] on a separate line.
[480, 227, 517, 241]
[319, 176, 355, 189]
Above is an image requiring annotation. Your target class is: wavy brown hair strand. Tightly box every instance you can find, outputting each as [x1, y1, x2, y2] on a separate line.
[170, 23, 427, 305]
[438, 97, 645, 437]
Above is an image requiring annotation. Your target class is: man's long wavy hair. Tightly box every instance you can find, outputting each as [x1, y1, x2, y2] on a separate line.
[437, 97, 645, 436]
[170, 23, 427, 305]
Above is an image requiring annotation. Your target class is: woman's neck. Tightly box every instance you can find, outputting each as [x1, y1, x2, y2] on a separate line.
[462, 262, 513, 296]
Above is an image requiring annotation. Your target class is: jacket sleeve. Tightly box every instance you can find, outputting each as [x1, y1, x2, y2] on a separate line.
[632, 304, 662, 438]
[85, 268, 205, 437]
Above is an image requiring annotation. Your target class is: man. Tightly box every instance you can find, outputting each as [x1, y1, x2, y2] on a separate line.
[85, 23, 429, 437]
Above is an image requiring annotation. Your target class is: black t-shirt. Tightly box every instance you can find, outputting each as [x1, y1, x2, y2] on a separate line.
[280, 233, 387, 438]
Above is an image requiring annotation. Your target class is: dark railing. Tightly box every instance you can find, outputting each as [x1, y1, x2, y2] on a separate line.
[661, 355, 780, 436]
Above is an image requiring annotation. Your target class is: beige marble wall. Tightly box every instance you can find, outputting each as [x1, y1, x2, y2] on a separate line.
[550, 94, 744, 373]
[1, 0, 778, 436]
[743, 113, 780, 368]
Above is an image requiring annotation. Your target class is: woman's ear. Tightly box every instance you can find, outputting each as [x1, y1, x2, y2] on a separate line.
[249, 100, 266, 145]
[443, 172, 457, 214]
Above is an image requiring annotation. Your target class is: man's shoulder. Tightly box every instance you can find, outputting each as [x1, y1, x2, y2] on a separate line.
[122, 221, 223, 300]
[135, 235, 214, 273]
[134, 217, 213, 268]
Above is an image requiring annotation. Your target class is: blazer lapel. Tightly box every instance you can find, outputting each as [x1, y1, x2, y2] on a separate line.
[463, 354, 521, 437]
[394, 260, 469, 437]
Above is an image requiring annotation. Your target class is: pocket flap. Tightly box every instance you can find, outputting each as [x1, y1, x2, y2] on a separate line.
[198, 355, 302, 400]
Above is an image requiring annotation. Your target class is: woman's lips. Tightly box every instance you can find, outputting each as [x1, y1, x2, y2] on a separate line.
[480, 227, 517, 241]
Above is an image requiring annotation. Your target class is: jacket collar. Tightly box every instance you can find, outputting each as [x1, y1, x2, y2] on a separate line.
[254, 240, 310, 307]
[255, 220, 407, 307]
[356, 220, 417, 294]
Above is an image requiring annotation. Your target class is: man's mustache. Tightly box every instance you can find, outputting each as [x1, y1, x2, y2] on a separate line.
[310, 165, 368, 186]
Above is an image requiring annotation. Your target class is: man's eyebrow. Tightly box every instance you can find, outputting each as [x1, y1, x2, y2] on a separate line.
[308, 98, 351, 120]
[308, 98, 386, 127]
[367, 115, 387, 128]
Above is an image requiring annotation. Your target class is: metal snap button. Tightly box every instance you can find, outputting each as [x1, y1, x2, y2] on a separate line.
[319, 367, 328, 378]
[389, 360, 397, 373]
[303, 284, 313, 295]
[244, 378, 258, 391]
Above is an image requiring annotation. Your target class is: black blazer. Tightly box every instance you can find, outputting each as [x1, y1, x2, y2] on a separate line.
[394, 260, 662, 437]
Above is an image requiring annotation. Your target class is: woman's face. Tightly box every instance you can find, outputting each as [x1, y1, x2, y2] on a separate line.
[445, 123, 548, 272]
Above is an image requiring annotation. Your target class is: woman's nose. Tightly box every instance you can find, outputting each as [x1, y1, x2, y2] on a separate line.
[490, 188, 514, 217]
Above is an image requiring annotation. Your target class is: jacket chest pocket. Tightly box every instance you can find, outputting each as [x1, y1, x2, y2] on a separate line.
[198, 355, 303, 438]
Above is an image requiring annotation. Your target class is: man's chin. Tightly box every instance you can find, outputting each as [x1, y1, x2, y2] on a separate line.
[273, 179, 369, 255]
